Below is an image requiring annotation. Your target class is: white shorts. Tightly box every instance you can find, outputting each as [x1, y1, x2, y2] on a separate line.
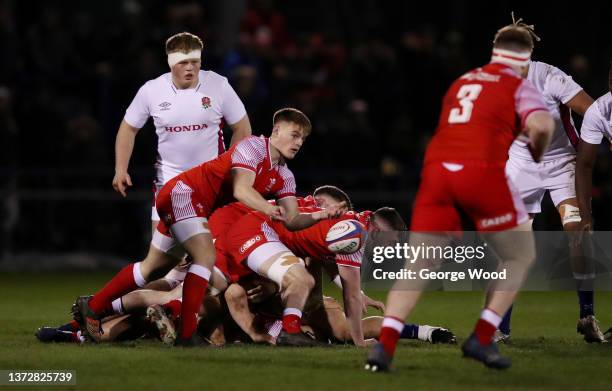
[151, 229, 185, 260]
[505, 155, 576, 214]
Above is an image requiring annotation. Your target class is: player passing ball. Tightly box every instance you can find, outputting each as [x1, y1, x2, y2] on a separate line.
[76, 108, 347, 346]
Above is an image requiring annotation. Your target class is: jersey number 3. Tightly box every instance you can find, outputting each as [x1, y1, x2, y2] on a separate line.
[448, 84, 482, 124]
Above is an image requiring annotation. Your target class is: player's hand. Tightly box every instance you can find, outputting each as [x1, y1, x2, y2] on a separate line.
[571, 216, 593, 247]
[354, 338, 378, 347]
[267, 205, 286, 221]
[112, 171, 133, 197]
[313, 201, 348, 220]
[246, 285, 265, 303]
[363, 338, 378, 347]
[361, 292, 385, 314]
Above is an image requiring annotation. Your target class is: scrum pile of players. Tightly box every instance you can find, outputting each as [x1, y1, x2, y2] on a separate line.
[36, 185, 456, 347]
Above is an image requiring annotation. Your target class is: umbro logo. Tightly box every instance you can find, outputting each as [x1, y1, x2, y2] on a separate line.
[158, 102, 172, 111]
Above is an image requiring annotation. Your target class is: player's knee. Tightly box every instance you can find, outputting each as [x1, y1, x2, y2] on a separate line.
[281, 265, 313, 295]
[267, 253, 307, 289]
[224, 284, 247, 304]
[289, 266, 314, 288]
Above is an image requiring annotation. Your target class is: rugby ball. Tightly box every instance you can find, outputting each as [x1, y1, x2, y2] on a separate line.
[325, 220, 365, 254]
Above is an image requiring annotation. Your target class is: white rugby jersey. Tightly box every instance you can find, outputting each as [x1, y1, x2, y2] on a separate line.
[124, 70, 247, 184]
[580, 92, 612, 145]
[509, 61, 583, 161]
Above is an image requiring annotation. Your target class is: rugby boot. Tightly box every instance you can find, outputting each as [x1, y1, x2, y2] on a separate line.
[462, 333, 511, 369]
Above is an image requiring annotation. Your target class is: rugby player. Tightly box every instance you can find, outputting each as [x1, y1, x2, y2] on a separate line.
[365, 22, 554, 371]
[503, 15, 600, 343]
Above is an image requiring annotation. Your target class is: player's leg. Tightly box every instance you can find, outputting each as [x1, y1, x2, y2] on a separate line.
[499, 158, 545, 340]
[367, 163, 460, 372]
[78, 234, 182, 341]
[544, 154, 604, 341]
[556, 197, 604, 342]
[360, 316, 456, 344]
[460, 221, 535, 369]
[241, 243, 321, 346]
[250, 246, 315, 338]
[451, 163, 532, 369]
[173, 226, 216, 344]
[116, 285, 183, 314]
[224, 283, 275, 344]
[372, 232, 452, 360]
[319, 296, 455, 344]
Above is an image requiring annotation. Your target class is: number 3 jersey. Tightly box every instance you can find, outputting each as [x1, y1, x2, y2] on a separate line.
[424, 62, 549, 164]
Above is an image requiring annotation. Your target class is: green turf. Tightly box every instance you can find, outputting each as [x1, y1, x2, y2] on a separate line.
[1, 272, 611, 390]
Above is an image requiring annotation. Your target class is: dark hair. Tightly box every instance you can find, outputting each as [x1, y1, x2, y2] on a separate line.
[165, 32, 203, 54]
[493, 13, 539, 52]
[313, 185, 353, 210]
[372, 207, 407, 230]
[273, 108, 312, 135]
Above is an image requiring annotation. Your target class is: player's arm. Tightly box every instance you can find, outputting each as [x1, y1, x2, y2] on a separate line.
[277, 197, 347, 231]
[566, 90, 594, 116]
[232, 168, 282, 219]
[515, 79, 554, 162]
[524, 111, 554, 162]
[338, 265, 365, 346]
[323, 261, 384, 313]
[575, 140, 598, 230]
[575, 102, 607, 231]
[113, 120, 141, 197]
[228, 115, 252, 147]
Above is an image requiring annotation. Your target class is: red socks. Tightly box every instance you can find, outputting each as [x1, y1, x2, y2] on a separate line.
[474, 308, 502, 345]
[379, 317, 403, 357]
[179, 265, 211, 339]
[282, 308, 303, 334]
[163, 300, 182, 320]
[89, 262, 146, 315]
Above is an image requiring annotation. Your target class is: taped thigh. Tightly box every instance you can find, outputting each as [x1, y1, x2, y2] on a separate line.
[558, 203, 581, 226]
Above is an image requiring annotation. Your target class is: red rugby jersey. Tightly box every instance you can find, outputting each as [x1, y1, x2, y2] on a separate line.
[180, 135, 296, 212]
[424, 63, 548, 164]
[269, 207, 370, 268]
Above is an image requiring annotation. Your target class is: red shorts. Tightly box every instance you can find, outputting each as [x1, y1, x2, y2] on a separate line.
[208, 203, 252, 240]
[155, 175, 214, 237]
[223, 212, 285, 282]
[410, 161, 527, 232]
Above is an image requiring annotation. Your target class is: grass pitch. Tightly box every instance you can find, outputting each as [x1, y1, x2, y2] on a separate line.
[1, 271, 612, 390]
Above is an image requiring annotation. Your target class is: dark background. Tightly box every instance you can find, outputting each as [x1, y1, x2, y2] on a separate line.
[1, 0, 611, 260]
